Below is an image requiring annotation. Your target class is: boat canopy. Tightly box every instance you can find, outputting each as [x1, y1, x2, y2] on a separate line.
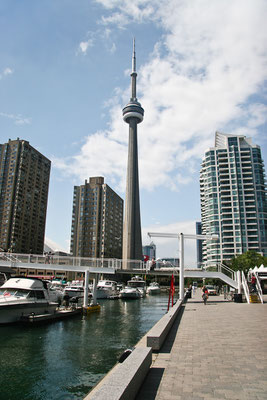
[1, 277, 46, 290]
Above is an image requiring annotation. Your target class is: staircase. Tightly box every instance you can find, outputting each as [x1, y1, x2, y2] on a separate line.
[249, 293, 261, 303]
[241, 271, 264, 304]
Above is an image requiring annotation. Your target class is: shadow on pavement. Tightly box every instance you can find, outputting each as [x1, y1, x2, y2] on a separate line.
[135, 367, 165, 400]
[159, 304, 185, 354]
[136, 305, 185, 399]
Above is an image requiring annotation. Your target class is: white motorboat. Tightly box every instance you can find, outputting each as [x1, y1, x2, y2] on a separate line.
[44, 280, 64, 303]
[96, 280, 118, 299]
[147, 282, 161, 295]
[120, 286, 142, 299]
[120, 276, 146, 299]
[63, 280, 84, 298]
[0, 277, 58, 324]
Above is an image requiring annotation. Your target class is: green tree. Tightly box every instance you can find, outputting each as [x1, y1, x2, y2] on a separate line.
[227, 251, 267, 273]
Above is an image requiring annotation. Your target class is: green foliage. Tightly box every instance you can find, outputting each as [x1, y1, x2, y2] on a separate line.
[227, 251, 267, 273]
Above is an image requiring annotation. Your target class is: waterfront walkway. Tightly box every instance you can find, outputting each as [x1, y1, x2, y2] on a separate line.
[136, 289, 267, 400]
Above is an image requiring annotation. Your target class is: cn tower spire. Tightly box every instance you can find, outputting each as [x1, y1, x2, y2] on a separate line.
[122, 41, 144, 266]
[132, 38, 136, 73]
[131, 38, 137, 100]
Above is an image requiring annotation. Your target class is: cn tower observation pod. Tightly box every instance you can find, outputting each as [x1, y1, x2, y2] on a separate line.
[122, 100, 144, 123]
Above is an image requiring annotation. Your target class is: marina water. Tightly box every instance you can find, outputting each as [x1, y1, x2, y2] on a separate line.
[1, 293, 170, 400]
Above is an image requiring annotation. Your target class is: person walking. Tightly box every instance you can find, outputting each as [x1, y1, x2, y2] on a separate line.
[250, 274, 256, 293]
[202, 285, 208, 305]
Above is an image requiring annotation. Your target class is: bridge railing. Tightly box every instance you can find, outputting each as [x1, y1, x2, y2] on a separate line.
[255, 273, 264, 304]
[241, 271, 250, 303]
[218, 263, 235, 280]
[203, 262, 236, 281]
[0, 252, 145, 271]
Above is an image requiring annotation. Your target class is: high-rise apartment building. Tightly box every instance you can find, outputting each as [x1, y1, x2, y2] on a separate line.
[200, 131, 267, 264]
[196, 222, 203, 267]
[0, 138, 51, 254]
[70, 177, 123, 259]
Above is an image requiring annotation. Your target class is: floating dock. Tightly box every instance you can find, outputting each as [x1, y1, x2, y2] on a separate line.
[20, 307, 83, 324]
[83, 304, 101, 314]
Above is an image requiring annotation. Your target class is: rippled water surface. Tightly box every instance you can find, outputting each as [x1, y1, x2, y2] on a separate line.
[0, 294, 170, 400]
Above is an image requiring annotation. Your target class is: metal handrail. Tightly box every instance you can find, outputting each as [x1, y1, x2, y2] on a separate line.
[241, 271, 250, 304]
[255, 273, 264, 304]
[219, 263, 235, 280]
[204, 262, 235, 281]
[0, 252, 22, 263]
[0, 252, 145, 270]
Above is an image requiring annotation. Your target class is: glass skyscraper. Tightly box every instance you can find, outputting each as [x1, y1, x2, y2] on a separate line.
[200, 131, 267, 264]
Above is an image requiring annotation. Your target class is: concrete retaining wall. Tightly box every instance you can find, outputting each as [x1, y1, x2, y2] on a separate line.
[84, 300, 184, 399]
[146, 300, 183, 351]
[84, 347, 152, 400]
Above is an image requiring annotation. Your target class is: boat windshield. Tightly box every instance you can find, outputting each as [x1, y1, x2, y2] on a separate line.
[128, 281, 145, 288]
[14, 289, 30, 297]
[0, 288, 29, 297]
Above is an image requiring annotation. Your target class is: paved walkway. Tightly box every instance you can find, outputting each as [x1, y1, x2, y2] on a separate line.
[136, 289, 267, 400]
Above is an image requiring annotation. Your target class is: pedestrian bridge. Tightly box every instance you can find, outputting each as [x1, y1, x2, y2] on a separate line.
[0, 252, 238, 288]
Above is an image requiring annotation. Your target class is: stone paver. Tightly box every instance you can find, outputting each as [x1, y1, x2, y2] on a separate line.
[136, 290, 267, 400]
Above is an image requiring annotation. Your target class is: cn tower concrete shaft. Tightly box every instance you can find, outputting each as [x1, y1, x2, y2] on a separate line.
[122, 40, 144, 265]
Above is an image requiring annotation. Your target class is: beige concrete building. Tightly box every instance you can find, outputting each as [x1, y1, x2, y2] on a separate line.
[0, 138, 51, 254]
[70, 177, 123, 259]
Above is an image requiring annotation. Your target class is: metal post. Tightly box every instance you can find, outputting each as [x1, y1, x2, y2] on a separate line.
[237, 270, 242, 294]
[179, 233, 184, 301]
[83, 269, 90, 308]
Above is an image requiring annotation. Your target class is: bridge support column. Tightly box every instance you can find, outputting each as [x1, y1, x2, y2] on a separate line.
[92, 274, 100, 305]
[179, 233, 184, 301]
[83, 269, 90, 308]
[237, 270, 242, 294]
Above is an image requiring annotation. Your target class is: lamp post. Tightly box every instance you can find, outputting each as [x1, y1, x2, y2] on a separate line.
[147, 232, 219, 300]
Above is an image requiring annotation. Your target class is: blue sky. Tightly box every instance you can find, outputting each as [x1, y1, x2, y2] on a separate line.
[1, 0, 267, 265]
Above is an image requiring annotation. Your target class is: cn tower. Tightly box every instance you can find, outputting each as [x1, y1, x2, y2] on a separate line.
[122, 39, 144, 265]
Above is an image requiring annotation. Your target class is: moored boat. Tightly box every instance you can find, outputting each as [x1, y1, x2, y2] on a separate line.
[147, 282, 161, 295]
[96, 280, 118, 299]
[120, 276, 146, 299]
[0, 277, 58, 324]
[63, 280, 84, 298]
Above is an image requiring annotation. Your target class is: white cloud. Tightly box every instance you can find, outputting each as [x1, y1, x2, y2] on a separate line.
[110, 42, 116, 54]
[53, 130, 127, 191]
[96, 0, 156, 25]
[79, 38, 94, 54]
[3, 67, 13, 76]
[0, 67, 14, 79]
[56, 0, 267, 195]
[0, 112, 32, 125]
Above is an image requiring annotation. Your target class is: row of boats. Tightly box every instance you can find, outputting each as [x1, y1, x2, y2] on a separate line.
[0, 276, 161, 324]
[63, 276, 161, 300]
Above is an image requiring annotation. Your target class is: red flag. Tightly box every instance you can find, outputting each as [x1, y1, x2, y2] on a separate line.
[167, 274, 175, 311]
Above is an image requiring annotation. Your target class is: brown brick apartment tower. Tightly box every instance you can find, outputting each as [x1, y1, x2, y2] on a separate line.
[0, 139, 51, 254]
